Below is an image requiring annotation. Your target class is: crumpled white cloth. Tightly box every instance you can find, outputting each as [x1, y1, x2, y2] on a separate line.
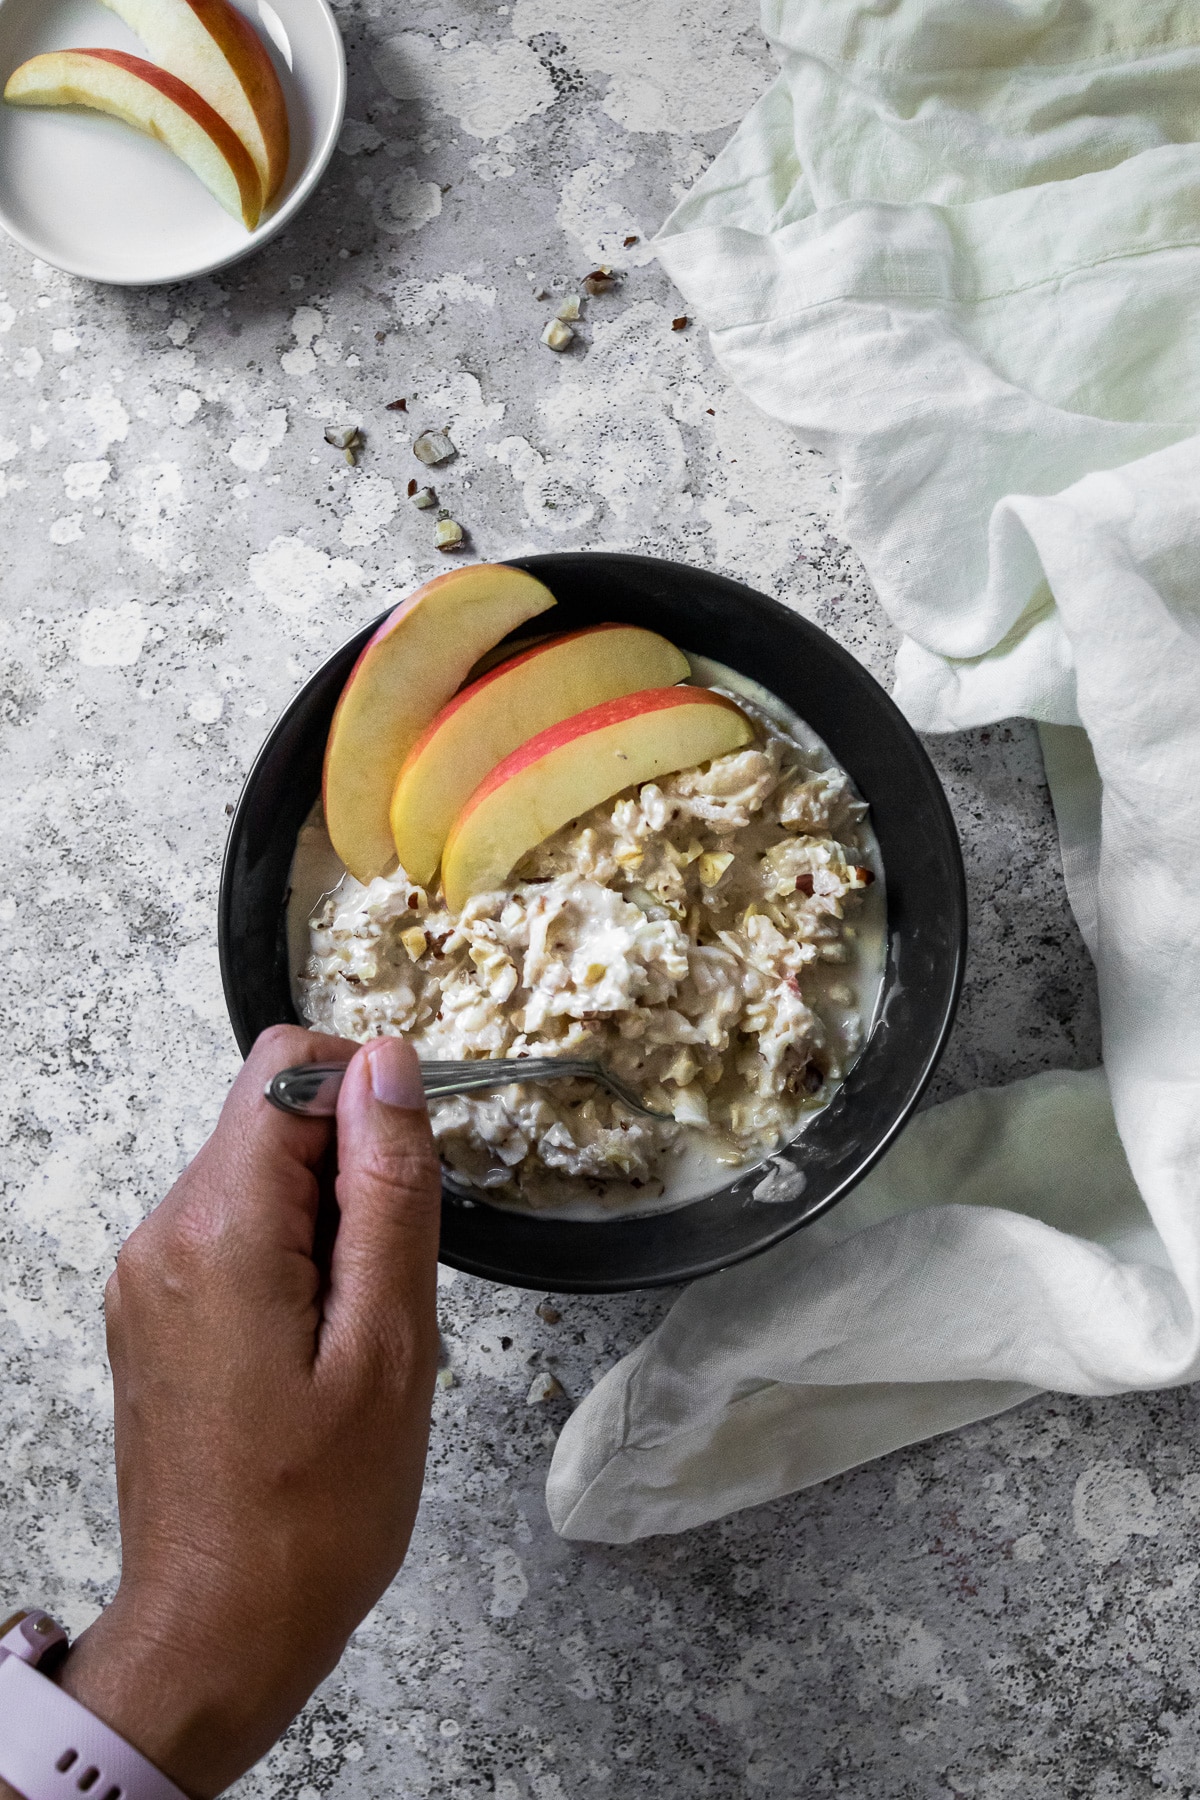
[546, 0, 1200, 1541]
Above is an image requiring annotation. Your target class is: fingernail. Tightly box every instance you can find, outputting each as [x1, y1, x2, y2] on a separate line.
[366, 1037, 426, 1110]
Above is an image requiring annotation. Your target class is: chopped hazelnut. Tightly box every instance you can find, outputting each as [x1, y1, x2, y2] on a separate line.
[698, 851, 734, 888]
[542, 318, 574, 351]
[434, 515, 464, 550]
[413, 428, 456, 465]
[400, 926, 428, 962]
[412, 486, 437, 509]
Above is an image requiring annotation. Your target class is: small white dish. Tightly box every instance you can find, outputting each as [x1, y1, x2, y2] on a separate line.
[0, 0, 345, 285]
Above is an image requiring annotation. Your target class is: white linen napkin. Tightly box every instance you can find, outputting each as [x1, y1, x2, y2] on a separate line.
[546, 0, 1200, 1541]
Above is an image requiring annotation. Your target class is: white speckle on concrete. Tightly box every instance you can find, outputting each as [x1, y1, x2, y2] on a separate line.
[511, 0, 769, 133]
[63, 461, 111, 503]
[282, 307, 325, 377]
[229, 409, 288, 473]
[78, 600, 148, 667]
[489, 1546, 529, 1617]
[339, 118, 386, 156]
[249, 536, 363, 617]
[374, 168, 444, 236]
[374, 33, 556, 138]
[1073, 1463, 1161, 1563]
[340, 473, 401, 547]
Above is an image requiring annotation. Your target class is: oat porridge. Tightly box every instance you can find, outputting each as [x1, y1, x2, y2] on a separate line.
[292, 658, 885, 1215]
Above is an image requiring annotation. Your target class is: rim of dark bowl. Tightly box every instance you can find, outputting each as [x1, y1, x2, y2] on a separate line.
[219, 551, 966, 1293]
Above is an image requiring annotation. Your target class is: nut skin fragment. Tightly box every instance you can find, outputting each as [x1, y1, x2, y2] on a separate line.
[536, 1302, 562, 1324]
[387, 398, 408, 412]
[413, 429, 457, 466]
[671, 316, 689, 331]
[541, 318, 574, 351]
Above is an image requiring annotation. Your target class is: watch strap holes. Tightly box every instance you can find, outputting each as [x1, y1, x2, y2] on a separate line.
[55, 1750, 79, 1773]
[76, 1765, 100, 1790]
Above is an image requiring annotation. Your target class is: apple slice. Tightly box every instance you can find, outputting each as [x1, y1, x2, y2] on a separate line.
[390, 625, 691, 887]
[98, 0, 289, 204]
[4, 50, 262, 229]
[441, 686, 754, 911]
[323, 565, 557, 884]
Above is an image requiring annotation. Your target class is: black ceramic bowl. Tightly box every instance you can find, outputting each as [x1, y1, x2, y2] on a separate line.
[219, 552, 965, 1293]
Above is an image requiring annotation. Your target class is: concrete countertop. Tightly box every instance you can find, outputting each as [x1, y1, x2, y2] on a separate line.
[4, 0, 1193, 1794]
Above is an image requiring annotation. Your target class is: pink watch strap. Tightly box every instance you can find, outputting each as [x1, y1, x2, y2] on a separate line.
[0, 1616, 188, 1800]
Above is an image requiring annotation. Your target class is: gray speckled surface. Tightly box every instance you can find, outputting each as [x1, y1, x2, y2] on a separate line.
[5, 0, 1193, 1794]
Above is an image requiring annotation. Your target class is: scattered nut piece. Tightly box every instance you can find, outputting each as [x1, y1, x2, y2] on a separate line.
[850, 865, 876, 886]
[556, 294, 581, 322]
[542, 318, 574, 351]
[533, 285, 549, 300]
[698, 850, 735, 888]
[706, 407, 715, 416]
[412, 486, 437, 509]
[325, 425, 363, 464]
[434, 514, 464, 550]
[526, 1371, 565, 1404]
[400, 926, 428, 962]
[407, 478, 418, 497]
[583, 269, 616, 296]
[536, 1301, 561, 1324]
[671, 315, 689, 331]
[413, 428, 456, 465]
[623, 234, 639, 247]
[387, 397, 408, 412]
[436, 1367, 456, 1390]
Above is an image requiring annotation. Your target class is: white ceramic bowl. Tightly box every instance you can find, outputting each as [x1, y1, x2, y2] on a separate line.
[0, 0, 345, 285]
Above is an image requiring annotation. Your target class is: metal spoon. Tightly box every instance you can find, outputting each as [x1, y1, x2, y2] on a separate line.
[265, 1057, 673, 1121]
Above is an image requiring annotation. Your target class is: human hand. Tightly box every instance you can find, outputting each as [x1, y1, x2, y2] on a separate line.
[55, 1026, 442, 1798]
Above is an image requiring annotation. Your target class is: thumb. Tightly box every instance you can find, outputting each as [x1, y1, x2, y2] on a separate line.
[323, 1038, 442, 1364]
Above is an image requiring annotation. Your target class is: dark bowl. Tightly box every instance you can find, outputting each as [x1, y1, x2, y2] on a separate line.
[219, 552, 965, 1293]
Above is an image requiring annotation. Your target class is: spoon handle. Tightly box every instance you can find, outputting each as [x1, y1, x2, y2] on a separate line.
[264, 1058, 670, 1121]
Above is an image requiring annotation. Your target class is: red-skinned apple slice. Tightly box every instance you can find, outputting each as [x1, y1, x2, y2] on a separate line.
[390, 624, 691, 887]
[4, 50, 262, 228]
[323, 564, 557, 884]
[441, 686, 754, 911]
[98, 0, 289, 204]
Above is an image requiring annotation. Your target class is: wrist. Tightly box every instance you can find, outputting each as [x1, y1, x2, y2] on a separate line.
[55, 1598, 283, 1800]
